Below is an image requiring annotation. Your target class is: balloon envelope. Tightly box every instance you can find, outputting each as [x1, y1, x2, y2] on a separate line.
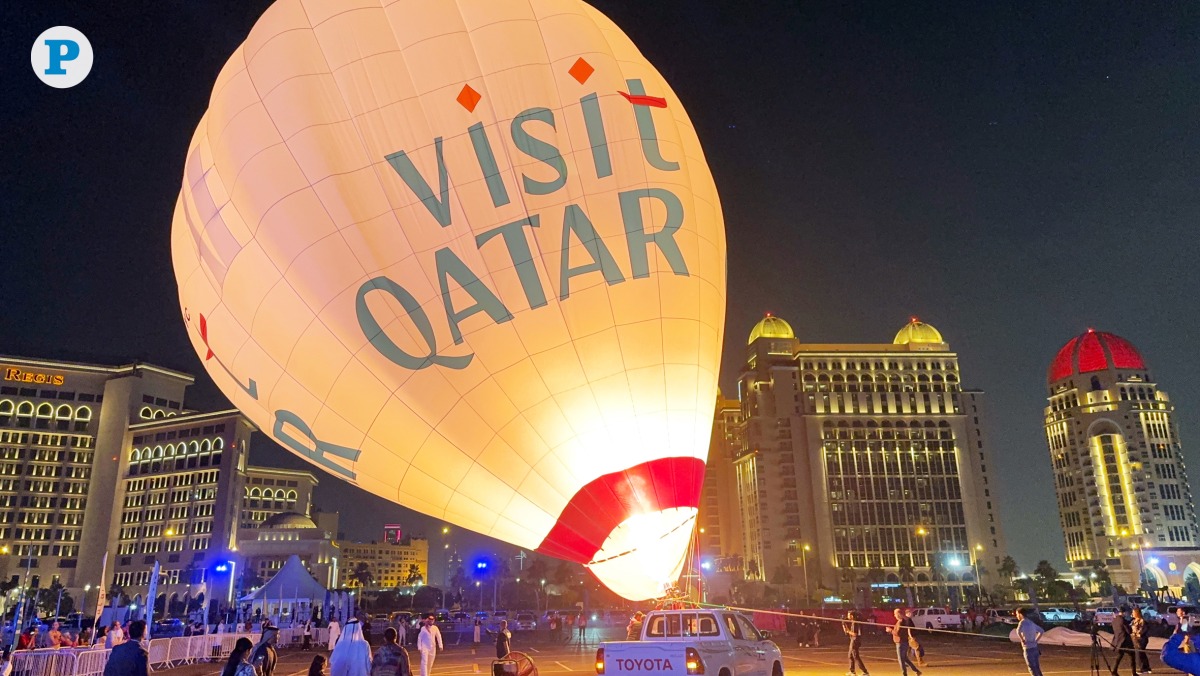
[172, 0, 725, 600]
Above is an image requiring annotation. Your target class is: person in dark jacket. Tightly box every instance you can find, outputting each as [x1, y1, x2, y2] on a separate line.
[843, 611, 869, 676]
[626, 612, 644, 641]
[1163, 607, 1200, 675]
[253, 624, 280, 676]
[1111, 608, 1136, 676]
[102, 620, 149, 676]
[487, 620, 512, 659]
[370, 627, 412, 676]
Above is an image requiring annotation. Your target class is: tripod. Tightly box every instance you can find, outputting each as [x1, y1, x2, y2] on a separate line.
[1089, 625, 1113, 676]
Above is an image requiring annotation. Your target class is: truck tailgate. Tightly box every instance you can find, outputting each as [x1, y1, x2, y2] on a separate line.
[602, 641, 691, 676]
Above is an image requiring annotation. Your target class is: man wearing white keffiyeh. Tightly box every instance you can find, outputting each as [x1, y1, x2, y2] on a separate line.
[329, 619, 372, 676]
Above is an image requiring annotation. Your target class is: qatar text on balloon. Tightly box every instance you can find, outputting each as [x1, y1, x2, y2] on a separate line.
[357, 78, 688, 373]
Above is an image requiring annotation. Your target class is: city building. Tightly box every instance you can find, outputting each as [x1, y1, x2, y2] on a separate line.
[237, 511, 341, 588]
[0, 356, 195, 598]
[1044, 329, 1200, 595]
[0, 353, 348, 618]
[339, 535, 430, 589]
[238, 466, 319, 539]
[110, 409, 253, 611]
[732, 315, 1008, 603]
[698, 394, 743, 571]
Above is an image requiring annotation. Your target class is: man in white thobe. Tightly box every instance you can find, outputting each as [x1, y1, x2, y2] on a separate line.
[417, 616, 444, 676]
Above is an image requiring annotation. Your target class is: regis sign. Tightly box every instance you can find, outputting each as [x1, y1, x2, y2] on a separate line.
[3, 368, 65, 386]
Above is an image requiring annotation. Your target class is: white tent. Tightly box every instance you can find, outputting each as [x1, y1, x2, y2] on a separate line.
[240, 555, 328, 626]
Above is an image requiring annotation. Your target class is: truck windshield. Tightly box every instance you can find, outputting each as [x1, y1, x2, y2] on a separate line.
[645, 613, 720, 638]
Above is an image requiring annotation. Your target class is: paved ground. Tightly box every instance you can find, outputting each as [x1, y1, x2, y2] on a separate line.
[158, 632, 1168, 675]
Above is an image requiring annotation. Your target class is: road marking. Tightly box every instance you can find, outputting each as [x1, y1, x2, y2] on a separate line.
[780, 654, 842, 666]
[555, 660, 575, 671]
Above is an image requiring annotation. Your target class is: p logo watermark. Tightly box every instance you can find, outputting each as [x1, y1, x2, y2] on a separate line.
[31, 26, 93, 88]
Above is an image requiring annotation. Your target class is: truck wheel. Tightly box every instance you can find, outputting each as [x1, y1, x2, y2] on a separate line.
[926, 622, 933, 629]
[719, 669, 732, 676]
[772, 663, 783, 676]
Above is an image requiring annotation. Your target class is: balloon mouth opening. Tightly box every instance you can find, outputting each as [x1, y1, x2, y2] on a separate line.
[585, 507, 697, 601]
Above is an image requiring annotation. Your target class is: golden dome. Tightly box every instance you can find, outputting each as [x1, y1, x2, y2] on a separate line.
[894, 317, 944, 345]
[748, 313, 795, 345]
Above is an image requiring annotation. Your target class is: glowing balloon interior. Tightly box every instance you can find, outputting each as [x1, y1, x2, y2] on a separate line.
[172, 0, 725, 600]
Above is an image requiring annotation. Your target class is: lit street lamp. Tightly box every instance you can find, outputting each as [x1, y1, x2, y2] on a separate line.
[801, 544, 811, 603]
[1132, 543, 1146, 590]
[973, 544, 984, 601]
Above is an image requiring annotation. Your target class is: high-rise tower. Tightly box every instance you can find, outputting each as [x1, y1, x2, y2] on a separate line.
[1045, 329, 1200, 593]
[732, 315, 1008, 604]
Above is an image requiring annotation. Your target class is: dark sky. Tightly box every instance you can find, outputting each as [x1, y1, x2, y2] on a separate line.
[4, 1, 1200, 576]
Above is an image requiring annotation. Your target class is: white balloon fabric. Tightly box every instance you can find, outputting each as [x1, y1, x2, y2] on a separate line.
[172, 0, 726, 600]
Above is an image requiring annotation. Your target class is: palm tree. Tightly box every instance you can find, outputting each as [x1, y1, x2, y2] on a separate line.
[1093, 564, 1114, 596]
[353, 562, 374, 588]
[1075, 567, 1095, 594]
[404, 564, 424, 586]
[1034, 560, 1058, 597]
[998, 556, 1019, 581]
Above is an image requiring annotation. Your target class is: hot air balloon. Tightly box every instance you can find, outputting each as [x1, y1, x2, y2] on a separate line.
[172, 0, 725, 600]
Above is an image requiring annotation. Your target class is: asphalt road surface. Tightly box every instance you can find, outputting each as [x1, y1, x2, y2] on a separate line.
[157, 632, 1171, 676]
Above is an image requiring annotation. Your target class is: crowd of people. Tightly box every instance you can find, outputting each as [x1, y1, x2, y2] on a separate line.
[56, 603, 1200, 676]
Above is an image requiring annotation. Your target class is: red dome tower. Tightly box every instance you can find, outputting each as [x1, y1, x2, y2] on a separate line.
[1046, 329, 1147, 384]
[1042, 329, 1198, 594]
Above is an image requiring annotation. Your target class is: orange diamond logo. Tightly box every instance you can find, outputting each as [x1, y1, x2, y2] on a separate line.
[456, 84, 481, 112]
[568, 58, 594, 84]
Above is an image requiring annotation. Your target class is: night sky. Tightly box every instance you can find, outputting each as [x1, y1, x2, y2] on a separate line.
[4, 1, 1200, 576]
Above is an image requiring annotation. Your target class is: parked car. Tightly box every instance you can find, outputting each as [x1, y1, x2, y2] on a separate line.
[910, 607, 962, 630]
[597, 609, 782, 676]
[512, 612, 537, 631]
[152, 619, 185, 638]
[1092, 607, 1118, 625]
[1040, 607, 1080, 623]
[984, 609, 1018, 626]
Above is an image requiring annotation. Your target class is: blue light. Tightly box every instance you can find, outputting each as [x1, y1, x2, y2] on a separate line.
[475, 560, 489, 572]
[215, 564, 230, 573]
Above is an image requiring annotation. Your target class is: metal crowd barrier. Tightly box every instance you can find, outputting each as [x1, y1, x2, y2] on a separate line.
[8, 633, 258, 676]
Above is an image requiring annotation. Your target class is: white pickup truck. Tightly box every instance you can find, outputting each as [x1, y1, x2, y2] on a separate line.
[909, 607, 962, 629]
[596, 609, 783, 676]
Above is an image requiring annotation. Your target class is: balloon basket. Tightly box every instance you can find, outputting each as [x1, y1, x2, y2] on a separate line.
[493, 651, 537, 676]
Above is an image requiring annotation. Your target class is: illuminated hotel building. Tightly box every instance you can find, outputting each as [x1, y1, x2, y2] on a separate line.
[339, 536, 429, 589]
[237, 511, 341, 588]
[111, 410, 252, 608]
[0, 356, 194, 598]
[698, 395, 744, 569]
[1045, 330, 1200, 593]
[734, 316, 1008, 601]
[0, 354, 336, 613]
[238, 466, 319, 539]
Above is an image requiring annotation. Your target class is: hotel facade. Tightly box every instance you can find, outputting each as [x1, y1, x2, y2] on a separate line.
[0, 355, 340, 614]
[731, 316, 1009, 602]
[1044, 330, 1200, 596]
